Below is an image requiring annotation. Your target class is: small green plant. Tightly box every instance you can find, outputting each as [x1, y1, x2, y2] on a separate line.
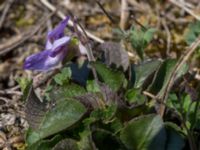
[21, 17, 200, 150]
[130, 26, 156, 60]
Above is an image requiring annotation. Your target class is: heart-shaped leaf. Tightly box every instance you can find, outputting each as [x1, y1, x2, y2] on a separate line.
[27, 135, 62, 150]
[147, 59, 188, 97]
[165, 123, 185, 150]
[185, 21, 200, 45]
[26, 97, 86, 145]
[133, 60, 162, 88]
[120, 114, 166, 150]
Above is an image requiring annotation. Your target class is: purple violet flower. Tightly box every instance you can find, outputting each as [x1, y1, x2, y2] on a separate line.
[24, 17, 71, 71]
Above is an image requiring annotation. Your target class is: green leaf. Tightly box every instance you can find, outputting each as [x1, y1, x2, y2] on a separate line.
[44, 85, 53, 101]
[147, 59, 188, 97]
[16, 77, 31, 92]
[185, 21, 200, 45]
[143, 28, 156, 43]
[167, 93, 199, 129]
[130, 27, 156, 60]
[181, 94, 198, 126]
[92, 62, 125, 91]
[108, 118, 123, 134]
[16, 78, 32, 101]
[117, 104, 149, 122]
[26, 98, 87, 145]
[164, 123, 185, 150]
[86, 80, 101, 93]
[90, 105, 117, 122]
[50, 83, 86, 100]
[167, 94, 181, 116]
[133, 60, 162, 88]
[182, 95, 192, 114]
[78, 130, 95, 150]
[27, 135, 62, 150]
[191, 107, 200, 130]
[120, 114, 166, 150]
[125, 88, 145, 104]
[53, 67, 71, 85]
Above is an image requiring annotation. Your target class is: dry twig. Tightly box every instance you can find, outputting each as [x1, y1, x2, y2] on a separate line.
[120, 0, 129, 30]
[143, 91, 157, 100]
[40, 0, 134, 58]
[161, 19, 171, 56]
[0, 11, 56, 56]
[33, 71, 59, 88]
[40, 0, 104, 43]
[95, 0, 116, 24]
[169, 0, 200, 21]
[126, 0, 146, 12]
[0, 90, 22, 96]
[0, 85, 20, 94]
[0, 0, 14, 29]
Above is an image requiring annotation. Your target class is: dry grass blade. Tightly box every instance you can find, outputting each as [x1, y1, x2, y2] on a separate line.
[158, 35, 200, 117]
[0, 0, 14, 29]
[95, 0, 116, 24]
[40, 0, 104, 43]
[0, 11, 56, 56]
[169, 0, 200, 21]
[120, 0, 129, 30]
[161, 19, 171, 56]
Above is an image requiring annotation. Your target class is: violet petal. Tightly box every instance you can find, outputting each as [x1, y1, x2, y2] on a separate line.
[79, 42, 88, 55]
[24, 16, 71, 71]
[24, 49, 65, 71]
[45, 39, 53, 50]
[48, 16, 70, 40]
[49, 36, 71, 57]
